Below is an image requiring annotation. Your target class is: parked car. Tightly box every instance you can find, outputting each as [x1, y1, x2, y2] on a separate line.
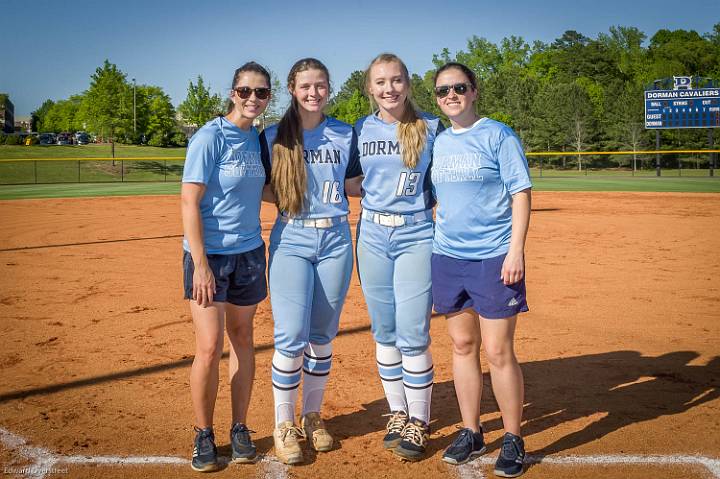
[56, 133, 72, 145]
[39, 133, 56, 145]
[75, 132, 90, 145]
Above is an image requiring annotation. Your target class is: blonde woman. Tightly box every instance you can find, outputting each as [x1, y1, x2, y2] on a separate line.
[259, 58, 362, 465]
[353, 53, 444, 461]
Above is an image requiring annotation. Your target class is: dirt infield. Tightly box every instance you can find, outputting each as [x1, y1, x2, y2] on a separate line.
[0, 192, 718, 479]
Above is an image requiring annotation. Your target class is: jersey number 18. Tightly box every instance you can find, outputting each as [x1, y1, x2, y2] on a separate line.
[322, 180, 342, 204]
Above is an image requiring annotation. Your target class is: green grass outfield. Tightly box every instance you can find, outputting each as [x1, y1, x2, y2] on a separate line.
[3, 161, 714, 185]
[0, 176, 719, 200]
[0, 159, 186, 184]
[0, 144, 185, 159]
[0, 145, 186, 184]
[1, 145, 718, 198]
[529, 167, 713, 177]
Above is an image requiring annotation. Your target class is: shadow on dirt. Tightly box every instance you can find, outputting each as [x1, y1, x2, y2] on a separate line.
[2, 340, 717, 457]
[0, 325, 371, 402]
[326, 350, 719, 457]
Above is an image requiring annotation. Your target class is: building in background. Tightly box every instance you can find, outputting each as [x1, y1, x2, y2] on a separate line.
[14, 116, 32, 133]
[1, 94, 15, 133]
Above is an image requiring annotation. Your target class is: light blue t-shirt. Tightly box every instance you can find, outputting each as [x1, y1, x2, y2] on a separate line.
[355, 112, 443, 214]
[260, 116, 362, 219]
[432, 118, 532, 260]
[182, 116, 268, 255]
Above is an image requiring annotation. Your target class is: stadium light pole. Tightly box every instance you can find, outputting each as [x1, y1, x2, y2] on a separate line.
[132, 78, 137, 138]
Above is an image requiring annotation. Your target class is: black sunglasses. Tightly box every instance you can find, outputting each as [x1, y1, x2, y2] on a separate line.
[233, 87, 271, 100]
[434, 83, 470, 98]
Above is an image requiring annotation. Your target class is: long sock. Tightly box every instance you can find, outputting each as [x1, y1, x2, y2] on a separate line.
[301, 342, 333, 416]
[376, 343, 407, 412]
[402, 349, 433, 424]
[272, 350, 302, 426]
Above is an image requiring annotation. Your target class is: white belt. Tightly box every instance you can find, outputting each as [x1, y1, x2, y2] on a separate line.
[361, 209, 433, 227]
[280, 215, 348, 228]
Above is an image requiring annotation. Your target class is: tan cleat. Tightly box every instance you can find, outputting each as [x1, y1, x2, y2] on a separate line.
[273, 421, 305, 465]
[301, 412, 333, 452]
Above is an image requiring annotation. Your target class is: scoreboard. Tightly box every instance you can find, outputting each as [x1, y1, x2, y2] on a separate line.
[644, 88, 720, 129]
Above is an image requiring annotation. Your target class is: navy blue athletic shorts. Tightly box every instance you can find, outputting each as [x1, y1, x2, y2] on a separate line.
[431, 252, 529, 319]
[183, 244, 267, 306]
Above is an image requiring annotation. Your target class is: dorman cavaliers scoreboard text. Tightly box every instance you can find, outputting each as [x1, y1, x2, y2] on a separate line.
[645, 88, 720, 129]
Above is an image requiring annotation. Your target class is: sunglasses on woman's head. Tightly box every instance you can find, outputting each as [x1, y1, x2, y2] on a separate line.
[233, 87, 271, 100]
[434, 83, 470, 98]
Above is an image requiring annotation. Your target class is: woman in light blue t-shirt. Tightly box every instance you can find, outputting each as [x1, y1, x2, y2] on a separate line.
[181, 62, 272, 472]
[431, 62, 531, 478]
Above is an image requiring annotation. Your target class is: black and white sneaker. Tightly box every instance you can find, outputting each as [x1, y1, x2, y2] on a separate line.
[442, 427, 487, 465]
[494, 432, 525, 477]
[393, 417, 429, 461]
[382, 410, 408, 450]
[191, 426, 219, 472]
[230, 423, 257, 463]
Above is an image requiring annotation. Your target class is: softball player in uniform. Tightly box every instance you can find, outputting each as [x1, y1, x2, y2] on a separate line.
[181, 62, 272, 472]
[431, 62, 531, 477]
[259, 58, 361, 465]
[353, 53, 443, 461]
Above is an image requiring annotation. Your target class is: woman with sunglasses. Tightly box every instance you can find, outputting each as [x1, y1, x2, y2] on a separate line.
[181, 62, 273, 472]
[259, 58, 361, 465]
[431, 62, 531, 478]
[353, 53, 444, 462]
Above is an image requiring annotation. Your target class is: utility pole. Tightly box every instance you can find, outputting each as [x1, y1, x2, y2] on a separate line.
[655, 130, 661, 176]
[710, 129, 716, 177]
[132, 78, 137, 139]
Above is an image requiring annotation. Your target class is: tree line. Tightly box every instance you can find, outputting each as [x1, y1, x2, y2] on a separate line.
[31, 61, 282, 147]
[328, 24, 720, 164]
[31, 24, 720, 155]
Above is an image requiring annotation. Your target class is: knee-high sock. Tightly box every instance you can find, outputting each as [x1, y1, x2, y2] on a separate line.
[376, 343, 407, 412]
[301, 343, 333, 416]
[272, 350, 303, 425]
[402, 349, 434, 423]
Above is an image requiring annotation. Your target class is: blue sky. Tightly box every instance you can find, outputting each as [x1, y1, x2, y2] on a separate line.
[1, 0, 718, 117]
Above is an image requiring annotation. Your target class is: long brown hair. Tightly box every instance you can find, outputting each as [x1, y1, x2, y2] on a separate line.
[365, 53, 427, 169]
[271, 58, 330, 216]
[225, 62, 271, 115]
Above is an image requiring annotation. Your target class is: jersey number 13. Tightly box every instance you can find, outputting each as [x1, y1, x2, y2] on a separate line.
[396, 172, 420, 197]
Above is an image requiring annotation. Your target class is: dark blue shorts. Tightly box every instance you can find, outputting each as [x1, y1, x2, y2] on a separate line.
[431, 252, 529, 319]
[183, 244, 267, 306]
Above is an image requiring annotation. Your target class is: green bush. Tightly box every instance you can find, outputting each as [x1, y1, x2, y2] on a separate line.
[171, 131, 188, 147]
[148, 133, 167, 147]
[4, 135, 22, 145]
[0, 133, 6, 143]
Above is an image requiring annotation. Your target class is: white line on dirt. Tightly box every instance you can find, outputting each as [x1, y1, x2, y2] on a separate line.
[454, 461, 486, 479]
[448, 454, 720, 479]
[0, 427, 59, 479]
[3, 427, 718, 479]
[61, 454, 188, 465]
[258, 454, 289, 479]
[1, 426, 287, 479]
[697, 457, 720, 478]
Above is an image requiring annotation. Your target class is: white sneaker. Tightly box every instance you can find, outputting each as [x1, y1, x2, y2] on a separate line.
[302, 412, 333, 452]
[273, 421, 304, 465]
